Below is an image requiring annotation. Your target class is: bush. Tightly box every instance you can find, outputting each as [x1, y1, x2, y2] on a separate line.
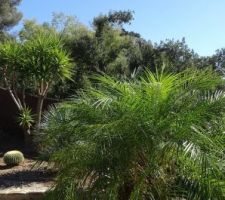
[41, 69, 225, 200]
[3, 150, 24, 166]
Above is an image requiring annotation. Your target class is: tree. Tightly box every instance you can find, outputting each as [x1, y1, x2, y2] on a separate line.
[51, 12, 89, 40]
[0, 0, 22, 85]
[41, 69, 225, 200]
[18, 15, 91, 99]
[93, 10, 134, 37]
[0, 32, 72, 144]
[19, 13, 90, 44]
[19, 19, 56, 41]
[0, 0, 22, 38]
[153, 38, 199, 72]
[69, 11, 144, 80]
[17, 11, 155, 98]
[212, 48, 225, 76]
[18, 11, 218, 101]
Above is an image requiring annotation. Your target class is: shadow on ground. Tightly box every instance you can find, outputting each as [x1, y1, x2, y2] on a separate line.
[0, 169, 55, 188]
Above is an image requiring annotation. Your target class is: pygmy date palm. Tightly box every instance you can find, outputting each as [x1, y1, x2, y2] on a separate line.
[41, 68, 225, 200]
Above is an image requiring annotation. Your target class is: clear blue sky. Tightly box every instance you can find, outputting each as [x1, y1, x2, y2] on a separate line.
[17, 0, 225, 56]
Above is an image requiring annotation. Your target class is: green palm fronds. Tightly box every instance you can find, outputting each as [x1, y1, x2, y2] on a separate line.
[41, 68, 225, 200]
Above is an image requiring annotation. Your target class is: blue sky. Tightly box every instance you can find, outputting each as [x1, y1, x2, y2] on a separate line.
[17, 0, 225, 56]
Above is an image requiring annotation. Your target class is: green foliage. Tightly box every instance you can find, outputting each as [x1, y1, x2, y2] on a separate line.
[20, 11, 210, 100]
[23, 32, 73, 83]
[41, 68, 225, 200]
[0, 0, 22, 42]
[0, 0, 22, 31]
[213, 48, 225, 75]
[51, 12, 90, 41]
[0, 32, 73, 90]
[18, 107, 34, 131]
[19, 13, 90, 44]
[107, 10, 134, 25]
[93, 10, 134, 37]
[19, 19, 56, 41]
[65, 10, 146, 93]
[154, 38, 198, 72]
[0, 40, 28, 84]
[3, 10, 221, 99]
[17, 14, 89, 99]
[0, 31, 73, 137]
[3, 150, 24, 166]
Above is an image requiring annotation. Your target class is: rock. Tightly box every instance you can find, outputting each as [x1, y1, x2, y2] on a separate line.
[0, 182, 53, 200]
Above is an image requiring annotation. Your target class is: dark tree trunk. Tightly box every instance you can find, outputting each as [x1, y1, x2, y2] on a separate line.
[118, 181, 134, 200]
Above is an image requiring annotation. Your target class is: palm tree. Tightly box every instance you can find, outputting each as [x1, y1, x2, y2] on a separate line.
[41, 68, 225, 200]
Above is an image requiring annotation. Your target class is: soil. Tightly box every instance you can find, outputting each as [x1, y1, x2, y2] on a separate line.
[0, 156, 56, 189]
[0, 133, 55, 199]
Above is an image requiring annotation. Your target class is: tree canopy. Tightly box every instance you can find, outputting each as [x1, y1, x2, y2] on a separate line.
[2, 10, 225, 99]
[0, 0, 22, 40]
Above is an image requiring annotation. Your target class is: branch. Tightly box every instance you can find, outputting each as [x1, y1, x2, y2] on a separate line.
[43, 81, 51, 97]
[3, 66, 23, 110]
[21, 84, 26, 107]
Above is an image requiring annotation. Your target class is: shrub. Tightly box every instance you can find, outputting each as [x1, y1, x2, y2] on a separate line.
[3, 150, 24, 166]
[41, 69, 225, 200]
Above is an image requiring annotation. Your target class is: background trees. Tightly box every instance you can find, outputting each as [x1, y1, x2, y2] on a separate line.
[38, 11, 225, 99]
[6, 10, 223, 100]
[0, 0, 22, 40]
[0, 0, 22, 85]
[1, 8, 224, 99]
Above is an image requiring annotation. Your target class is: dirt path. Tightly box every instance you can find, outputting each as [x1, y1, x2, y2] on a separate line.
[0, 157, 55, 199]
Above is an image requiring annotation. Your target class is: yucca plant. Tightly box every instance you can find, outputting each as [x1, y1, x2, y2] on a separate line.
[0, 31, 73, 145]
[18, 107, 34, 134]
[41, 68, 225, 200]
